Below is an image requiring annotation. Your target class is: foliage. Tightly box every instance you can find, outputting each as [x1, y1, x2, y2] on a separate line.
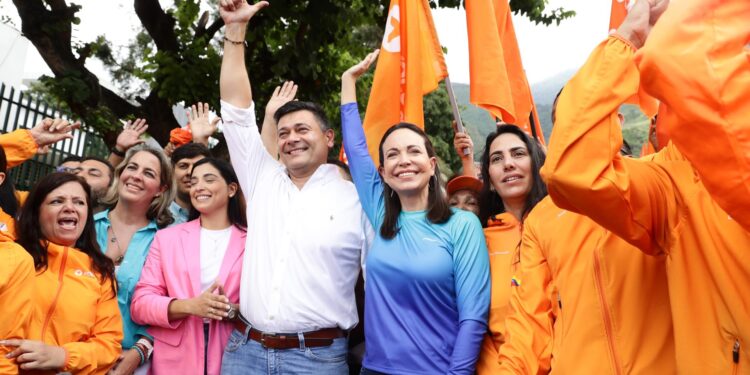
[14, 0, 573, 148]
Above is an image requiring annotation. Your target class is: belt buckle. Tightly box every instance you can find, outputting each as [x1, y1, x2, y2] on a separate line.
[260, 332, 274, 348]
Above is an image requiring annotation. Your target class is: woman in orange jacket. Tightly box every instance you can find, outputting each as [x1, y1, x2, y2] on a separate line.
[541, 0, 750, 372]
[0, 239, 34, 375]
[471, 125, 547, 374]
[0, 172, 123, 374]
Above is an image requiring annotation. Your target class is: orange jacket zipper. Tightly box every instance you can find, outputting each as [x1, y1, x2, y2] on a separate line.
[733, 339, 740, 375]
[40, 246, 68, 341]
[592, 236, 623, 375]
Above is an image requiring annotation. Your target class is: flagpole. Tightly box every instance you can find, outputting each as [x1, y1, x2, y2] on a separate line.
[444, 76, 470, 156]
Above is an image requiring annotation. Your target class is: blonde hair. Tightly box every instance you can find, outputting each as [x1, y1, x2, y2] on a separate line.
[101, 145, 176, 228]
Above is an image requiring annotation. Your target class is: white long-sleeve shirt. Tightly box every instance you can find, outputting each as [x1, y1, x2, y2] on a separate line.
[221, 101, 372, 333]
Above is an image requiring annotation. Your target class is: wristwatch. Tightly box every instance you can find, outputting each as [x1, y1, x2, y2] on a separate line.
[227, 305, 238, 320]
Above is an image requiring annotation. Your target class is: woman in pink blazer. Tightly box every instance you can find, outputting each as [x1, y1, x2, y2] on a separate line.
[131, 158, 246, 375]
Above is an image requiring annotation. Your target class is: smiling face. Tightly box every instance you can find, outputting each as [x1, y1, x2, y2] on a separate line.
[277, 110, 334, 178]
[488, 133, 533, 205]
[190, 162, 236, 216]
[379, 128, 436, 198]
[174, 155, 206, 200]
[39, 181, 88, 246]
[117, 151, 165, 205]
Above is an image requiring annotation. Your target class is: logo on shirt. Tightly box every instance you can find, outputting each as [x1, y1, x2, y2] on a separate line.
[511, 276, 521, 287]
[73, 269, 96, 278]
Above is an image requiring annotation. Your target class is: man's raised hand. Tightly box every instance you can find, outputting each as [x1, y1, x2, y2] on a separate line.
[342, 49, 380, 81]
[219, 0, 269, 25]
[265, 81, 298, 117]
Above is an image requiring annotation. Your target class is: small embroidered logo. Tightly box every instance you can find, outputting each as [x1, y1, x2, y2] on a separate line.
[511, 277, 521, 287]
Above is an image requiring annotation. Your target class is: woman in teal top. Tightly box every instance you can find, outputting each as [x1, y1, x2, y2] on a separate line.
[95, 144, 175, 374]
[341, 52, 490, 374]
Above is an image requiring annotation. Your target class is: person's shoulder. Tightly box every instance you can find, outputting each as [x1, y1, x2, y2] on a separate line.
[0, 241, 33, 269]
[157, 219, 197, 237]
[448, 209, 483, 229]
[93, 209, 109, 222]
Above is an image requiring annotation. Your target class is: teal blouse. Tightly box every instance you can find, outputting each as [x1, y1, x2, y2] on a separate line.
[94, 210, 158, 349]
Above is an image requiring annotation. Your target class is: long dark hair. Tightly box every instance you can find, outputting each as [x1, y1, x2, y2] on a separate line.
[187, 158, 247, 230]
[16, 173, 115, 291]
[0, 146, 19, 217]
[478, 125, 547, 226]
[377, 123, 452, 239]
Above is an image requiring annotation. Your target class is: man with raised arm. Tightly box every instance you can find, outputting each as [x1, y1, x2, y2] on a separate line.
[217, 1, 372, 374]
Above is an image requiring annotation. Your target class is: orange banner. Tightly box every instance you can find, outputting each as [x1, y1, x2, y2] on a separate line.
[361, 0, 448, 162]
[466, 0, 544, 143]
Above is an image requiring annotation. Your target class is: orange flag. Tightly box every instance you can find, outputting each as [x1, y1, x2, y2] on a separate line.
[361, 0, 447, 162]
[466, 0, 544, 143]
[609, 0, 658, 117]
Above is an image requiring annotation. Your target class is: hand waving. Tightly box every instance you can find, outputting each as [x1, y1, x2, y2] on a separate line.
[342, 49, 380, 81]
[116, 119, 148, 153]
[616, 0, 669, 48]
[28, 118, 80, 148]
[188, 102, 221, 145]
[264, 81, 298, 117]
[219, 0, 269, 25]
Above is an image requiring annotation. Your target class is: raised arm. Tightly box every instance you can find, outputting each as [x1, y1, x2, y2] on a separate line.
[539, 1, 677, 255]
[453, 129, 478, 178]
[260, 81, 298, 159]
[340, 50, 385, 223]
[219, 0, 278, 201]
[637, 0, 750, 230]
[0, 118, 80, 168]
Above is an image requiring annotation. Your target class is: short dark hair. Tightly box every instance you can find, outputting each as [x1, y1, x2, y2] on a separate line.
[478, 125, 548, 226]
[171, 143, 211, 165]
[377, 123, 452, 239]
[16, 172, 116, 292]
[187, 158, 247, 230]
[81, 155, 114, 180]
[60, 155, 82, 165]
[0, 145, 19, 217]
[274, 101, 331, 131]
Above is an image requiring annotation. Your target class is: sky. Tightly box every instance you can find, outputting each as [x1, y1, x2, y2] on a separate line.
[1, 0, 612, 90]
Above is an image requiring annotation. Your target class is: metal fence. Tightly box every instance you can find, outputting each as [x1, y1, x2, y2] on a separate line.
[0, 83, 109, 190]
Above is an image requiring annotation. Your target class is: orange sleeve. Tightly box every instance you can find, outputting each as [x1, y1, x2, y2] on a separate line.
[0, 130, 38, 168]
[539, 36, 679, 255]
[0, 243, 34, 375]
[497, 215, 553, 374]
[61, 278, 123, 373]
[636, 0, 750, 230]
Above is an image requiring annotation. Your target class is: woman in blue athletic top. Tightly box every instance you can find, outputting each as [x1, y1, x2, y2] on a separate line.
[341, 51, 490, 375]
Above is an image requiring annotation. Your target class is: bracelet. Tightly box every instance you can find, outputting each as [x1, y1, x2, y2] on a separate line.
[223, 36, 247, 47]
[132, 345, 145, 365]
[136, 338, 154, 359]
[110, 147, 126, 157]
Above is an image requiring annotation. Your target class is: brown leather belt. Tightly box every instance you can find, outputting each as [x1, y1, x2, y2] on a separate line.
[234, 319, 346, 349]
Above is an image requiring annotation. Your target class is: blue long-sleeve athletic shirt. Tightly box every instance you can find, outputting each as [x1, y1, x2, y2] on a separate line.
[341, 102, 490, 374]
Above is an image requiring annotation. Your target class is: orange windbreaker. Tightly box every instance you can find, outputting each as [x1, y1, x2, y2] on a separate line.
[498, 197, 675, 374]
[541, 35, 750, 374]
[0, 241, 34, 375]
[636, 0, 750, 231]
[0, 129, 38, 169]
[475, 212, 521, 374]
[27, 242, 123, 374]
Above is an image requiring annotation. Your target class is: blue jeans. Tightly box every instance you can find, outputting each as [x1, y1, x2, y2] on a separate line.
[221, 328, 349, 375]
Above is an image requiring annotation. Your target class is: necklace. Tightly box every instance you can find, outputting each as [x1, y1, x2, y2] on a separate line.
[108, 224, 125, 265]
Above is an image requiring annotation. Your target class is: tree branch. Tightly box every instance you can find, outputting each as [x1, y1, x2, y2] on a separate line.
[133, 0, 179, 52]
[196, 17, 224, 42]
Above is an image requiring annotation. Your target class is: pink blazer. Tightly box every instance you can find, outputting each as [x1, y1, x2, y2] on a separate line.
[131, 219, 246, 375]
